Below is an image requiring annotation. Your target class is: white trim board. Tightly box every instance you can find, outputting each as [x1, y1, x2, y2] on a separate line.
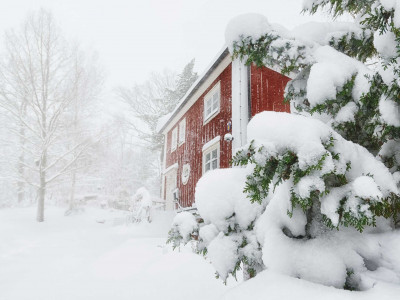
[202, 136, 221, 152]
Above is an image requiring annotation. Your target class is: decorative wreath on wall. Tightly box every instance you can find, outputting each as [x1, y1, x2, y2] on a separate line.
[182, 164, 190, 185]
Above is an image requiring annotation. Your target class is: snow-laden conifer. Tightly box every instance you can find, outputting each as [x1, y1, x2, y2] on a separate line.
[168, 0, 400, 290]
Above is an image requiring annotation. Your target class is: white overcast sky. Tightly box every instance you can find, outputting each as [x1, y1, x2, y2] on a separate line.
[0, 0, 330, 90]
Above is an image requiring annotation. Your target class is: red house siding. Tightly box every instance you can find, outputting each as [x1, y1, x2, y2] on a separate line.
[165, 63, 233, 207]
[250, 64, 291, 116]
[164, 63, 291, 208]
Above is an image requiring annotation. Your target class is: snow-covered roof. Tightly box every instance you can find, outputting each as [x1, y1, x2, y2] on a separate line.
[157, 47, 230, 134]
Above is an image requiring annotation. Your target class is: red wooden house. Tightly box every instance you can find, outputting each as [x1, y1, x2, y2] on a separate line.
[158, 48, 290, 210]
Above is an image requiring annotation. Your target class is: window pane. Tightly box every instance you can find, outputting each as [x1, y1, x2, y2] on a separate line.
[212, 159, 217, 170]
[214, 92, 219, 101]
[179, 121, 185, 143]
[212, 93, 219, 110]
[212, 101, 218, 111]
[171, 128, 177, 150]
[206, 98, 211, 110]
[212, 149, 217, 159]
[206, 153, 210, 162]
[205, 163, 210, 172]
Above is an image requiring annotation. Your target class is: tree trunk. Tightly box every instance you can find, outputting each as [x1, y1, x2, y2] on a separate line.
[37, 167, 46, 222]
[17, 104, 27, 204]
[305, 198, 324, 238]
[69, 170, 76, 211]
[17, 178, 25, 204]
[37, 100, 47, 222]
[17, 150, 25, 204]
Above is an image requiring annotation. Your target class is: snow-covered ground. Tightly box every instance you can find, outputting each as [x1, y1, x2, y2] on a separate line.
[0, 207, 236, 300]
[2, 207, 399, 300]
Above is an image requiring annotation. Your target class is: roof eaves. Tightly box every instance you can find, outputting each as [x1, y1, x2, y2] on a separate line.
[158, 47, 230, 134]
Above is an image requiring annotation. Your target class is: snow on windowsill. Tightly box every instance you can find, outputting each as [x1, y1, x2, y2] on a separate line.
[202, 136, 221, 152]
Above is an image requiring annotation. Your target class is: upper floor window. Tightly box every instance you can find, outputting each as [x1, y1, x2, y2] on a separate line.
[178, 118, 186, 145]
[203, 82, 220, 123]
[171, 127, 177, 151]
[202, 137, 220, 174]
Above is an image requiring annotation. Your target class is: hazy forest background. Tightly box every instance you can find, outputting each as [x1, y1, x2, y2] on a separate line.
[0, 9, 198, 221]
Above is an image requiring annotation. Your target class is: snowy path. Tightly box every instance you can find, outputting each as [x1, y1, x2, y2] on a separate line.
[0, 207, 235, 300]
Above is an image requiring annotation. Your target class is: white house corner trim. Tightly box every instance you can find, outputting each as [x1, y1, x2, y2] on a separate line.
[231, 59, 249, 156]
[161, 132, 168, 201]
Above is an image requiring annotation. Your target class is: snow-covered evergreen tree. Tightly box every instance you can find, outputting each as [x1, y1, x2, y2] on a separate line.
[169, 0, 400, 290]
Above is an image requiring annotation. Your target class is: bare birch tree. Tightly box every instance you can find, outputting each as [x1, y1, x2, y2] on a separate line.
[64, 50, 103, 213]
[0, 9, 102, 221]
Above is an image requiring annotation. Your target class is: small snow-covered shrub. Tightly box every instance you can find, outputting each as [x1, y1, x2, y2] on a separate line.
[195, 169, 264, 281]
[167, 169, 264, 281]
[167, 212, 198, 249]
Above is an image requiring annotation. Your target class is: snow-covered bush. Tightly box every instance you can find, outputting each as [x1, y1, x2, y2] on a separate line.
[131, 187, 153, 222]
[196, 169, 265, 281]
[167, 211, 198, 249]
[233, 112, 400, 289]
[235, 112, 398, 234]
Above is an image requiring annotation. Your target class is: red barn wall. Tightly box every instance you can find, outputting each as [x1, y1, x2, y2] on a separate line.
[165, 63, 233, 207]
[250, 64, 291, 116]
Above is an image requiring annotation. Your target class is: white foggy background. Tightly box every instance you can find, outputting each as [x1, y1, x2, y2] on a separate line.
[0, 0, 329, 88]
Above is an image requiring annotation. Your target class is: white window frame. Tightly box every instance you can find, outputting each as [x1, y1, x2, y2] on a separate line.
[171, 127, 178, 152]
[178, 118, 186, 146]
[203, 81, 221, 124]
[202, 140, 220, 174]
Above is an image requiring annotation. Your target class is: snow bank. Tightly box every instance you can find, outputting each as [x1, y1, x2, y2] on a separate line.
[221, 268, 400, 300]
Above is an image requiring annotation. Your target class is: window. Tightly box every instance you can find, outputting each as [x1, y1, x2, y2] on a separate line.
[203, 141, 220, 174]
[203, 82, 220, 123]
[178, 119, 186, 145]
[171, 127, 177, 151]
